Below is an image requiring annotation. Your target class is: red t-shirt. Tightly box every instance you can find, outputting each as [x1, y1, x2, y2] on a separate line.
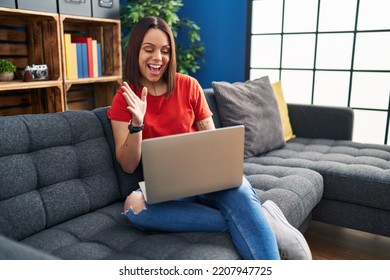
[107, 73, 212, 139]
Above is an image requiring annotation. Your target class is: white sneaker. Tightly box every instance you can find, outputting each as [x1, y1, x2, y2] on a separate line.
[262, 200, 312, 260]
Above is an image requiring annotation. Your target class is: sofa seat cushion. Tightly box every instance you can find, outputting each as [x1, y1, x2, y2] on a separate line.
[246, 138, 390, 212]
[244, 163, 323, 229]
[21, 203, 240, 260]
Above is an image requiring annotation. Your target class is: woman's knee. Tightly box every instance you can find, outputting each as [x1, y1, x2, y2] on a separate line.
[230, 176, 255, 195]
[124, 191, 147, 215]
[215, 177, 259, 206]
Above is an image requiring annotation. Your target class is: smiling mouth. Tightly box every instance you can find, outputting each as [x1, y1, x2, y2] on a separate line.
[148, 64, 162, 74]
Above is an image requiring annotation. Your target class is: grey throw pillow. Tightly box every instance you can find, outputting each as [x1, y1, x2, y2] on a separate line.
[212, 76, 285, 158]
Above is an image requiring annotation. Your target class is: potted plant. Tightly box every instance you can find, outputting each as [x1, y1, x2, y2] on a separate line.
[0, 59, 17, 81]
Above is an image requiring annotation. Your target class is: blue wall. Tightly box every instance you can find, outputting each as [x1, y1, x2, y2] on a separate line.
[178, 0, 249, 88]
[120, 0, 249, 89]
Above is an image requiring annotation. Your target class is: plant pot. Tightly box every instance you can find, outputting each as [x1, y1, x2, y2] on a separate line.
[0, 72, 14, 81]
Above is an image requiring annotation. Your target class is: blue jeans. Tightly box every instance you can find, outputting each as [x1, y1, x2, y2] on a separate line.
[124, 177, 280, 260]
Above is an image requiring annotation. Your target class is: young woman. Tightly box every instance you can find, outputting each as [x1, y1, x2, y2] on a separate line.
[107, 16, 311, 260]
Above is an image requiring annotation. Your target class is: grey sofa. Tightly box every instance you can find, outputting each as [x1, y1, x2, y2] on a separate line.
[0, 87, 388, 260]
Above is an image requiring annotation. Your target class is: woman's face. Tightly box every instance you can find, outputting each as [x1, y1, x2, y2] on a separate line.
[138, 28, 171, 85]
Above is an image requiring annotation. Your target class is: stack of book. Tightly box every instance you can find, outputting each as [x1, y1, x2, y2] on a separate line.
[64, 33, 103, 79]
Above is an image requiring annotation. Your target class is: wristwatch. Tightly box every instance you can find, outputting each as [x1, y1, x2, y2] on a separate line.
[128, 120, 144, 134]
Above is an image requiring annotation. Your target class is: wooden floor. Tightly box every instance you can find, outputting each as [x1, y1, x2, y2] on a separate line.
[304, 221, 390, 260]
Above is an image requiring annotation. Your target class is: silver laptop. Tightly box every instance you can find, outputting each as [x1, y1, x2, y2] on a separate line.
[139, 125, 245, 204]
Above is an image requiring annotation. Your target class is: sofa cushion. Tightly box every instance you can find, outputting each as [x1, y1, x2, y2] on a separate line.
[212, 76, 285, 158]
[21, 203, 240, 260]
[287, 103, 354, 140]
[203, 88, 223, 128]
[93, 107, 144, 199]
[0, 110, 120, 240]
[244, 163, 323, 229]
[246, 138, 390, 213]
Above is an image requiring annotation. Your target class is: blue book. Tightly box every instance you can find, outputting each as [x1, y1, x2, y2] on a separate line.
[76, 43, 83, 78]
[97, 43, 102, 77]
[80, 43, 88, 78]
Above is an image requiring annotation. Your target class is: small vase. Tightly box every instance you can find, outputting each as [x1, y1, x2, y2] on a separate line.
[0, 72, 14, 81]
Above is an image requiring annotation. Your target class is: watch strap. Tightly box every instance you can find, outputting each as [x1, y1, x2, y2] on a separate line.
[128, 120, 144, 134]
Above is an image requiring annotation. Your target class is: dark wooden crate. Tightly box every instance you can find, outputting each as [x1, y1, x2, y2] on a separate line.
[0, 9, 61, 81]
[0, 86, 63, 116]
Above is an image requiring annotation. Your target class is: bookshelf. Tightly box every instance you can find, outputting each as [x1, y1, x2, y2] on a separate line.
[60, 14, 122, 110]
[0, 7, 122, 115]
[0, 7, 63, 115]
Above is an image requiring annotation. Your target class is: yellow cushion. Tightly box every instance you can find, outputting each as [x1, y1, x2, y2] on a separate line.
[272, 81, 296, 142]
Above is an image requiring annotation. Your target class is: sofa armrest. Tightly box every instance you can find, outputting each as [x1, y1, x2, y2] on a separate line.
[0, 235, 58, 260]
[288, 103, 354, 140]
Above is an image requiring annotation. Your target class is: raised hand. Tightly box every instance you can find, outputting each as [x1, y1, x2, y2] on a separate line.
[121, 82, 148, 126]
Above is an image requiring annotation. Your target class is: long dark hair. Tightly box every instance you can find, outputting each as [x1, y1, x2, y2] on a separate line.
[124, 16, 177, 97]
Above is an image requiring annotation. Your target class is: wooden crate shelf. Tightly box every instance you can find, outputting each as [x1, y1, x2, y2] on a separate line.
[0, 7, 62, 86]
[66, 82, 117, 111]
[0, 85, 64, 116]
[60, 14, 122, 109]
[0, 7, 63, 115]
[60, 14, 122, 79]
[0, 7, 122, 116]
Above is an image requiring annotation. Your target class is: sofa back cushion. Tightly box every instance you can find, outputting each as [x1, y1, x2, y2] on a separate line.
[212, 76, 285, 158]
[0, 110, 120, 240]
[203, 88, 223, 129]
[93, 107, 144, 199]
